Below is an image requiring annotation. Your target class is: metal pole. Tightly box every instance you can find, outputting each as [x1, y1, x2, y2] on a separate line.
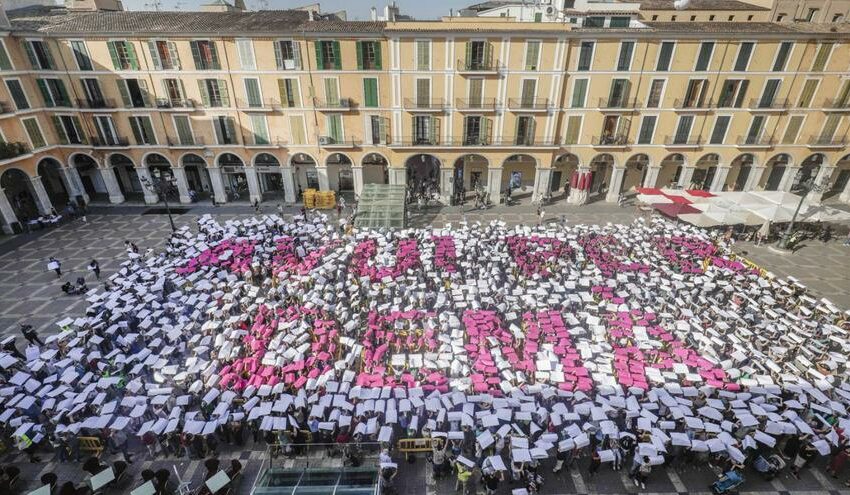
[163, 186, 176, 232]
[777, 184, 809, 250]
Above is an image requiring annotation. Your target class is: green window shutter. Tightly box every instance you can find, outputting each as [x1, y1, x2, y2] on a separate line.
[734, 80, 749, 108]
[820, 114, 841, 140]
[484, 42, 493, 67]
[218, 80, 230, 106]
[126, 42, 139, 70]
[379, 116, 389, 144]
[481, 117, 492, 144]
[812, 43, 832, 71]
[116, 80, 131, 107]
[465, 42, 472, 68]
[374, 42, 382, 70]
[107, 41, 122, 70]
[274, 41, 284, 70]
[278, 79, 288, 107]
[363, 78, 378, 107]
[782, 116, 803, 144]
[416, 41, 429, 70]
[137, 79, 151, 106]
[356, 41, 363, 70]
[72, 117, 87, 143]
[430, 116, 440, 144]
[167, 42, 180, 69]
[571, 79, 587, 108]
[332, 41, 341, 70]
[525, 41, 540, 71]
[292, 42, 302, 69]
[190, 41, 202, 69]
[143, 117, 156, 144]
[314, 41, 324, 69]
[36, 79, 52, 106]
[22, 41, 38, 68]
[55, 80, 70, 106]
[43, 42, 55, 69]
[225, 117, 237, 144]
[798, 80, 817, 108]
[0, 42, 12, 70]
[837, 80, 850, 106]
[148, 41, 162, 70]
[129, 117, 143, 144]
[51, 116, 68, 144]
[198, 80, 210, 106]
[209, 42, 220, 69]
[565, 115, 581, 144]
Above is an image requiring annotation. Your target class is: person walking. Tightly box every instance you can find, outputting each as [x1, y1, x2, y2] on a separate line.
[587, 448, 601, 479]
[47, 257, 61, 278]
[20, 324, 44, 346]
[88, 259, 101, 280]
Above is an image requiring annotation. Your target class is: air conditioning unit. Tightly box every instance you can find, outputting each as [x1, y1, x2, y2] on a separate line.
[545, 5, 556, 15]
[319, 136, 331, 145]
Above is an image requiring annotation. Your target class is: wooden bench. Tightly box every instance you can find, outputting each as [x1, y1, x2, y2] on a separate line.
[79, 436, 105, 457]
[397, 437, 432, 453]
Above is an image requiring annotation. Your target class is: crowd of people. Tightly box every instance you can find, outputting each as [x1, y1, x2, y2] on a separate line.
[0, 213, 849, 494]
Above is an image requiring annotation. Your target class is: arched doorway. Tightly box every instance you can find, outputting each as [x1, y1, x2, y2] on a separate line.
[218, 153, 248, 201]
[291, 153, 318, 199]
[145, 153, 173, 180]
[552, 154, 579, 200]
[182, 154, 212, 198]
[825, 154, 850, 201]
[692, 153, 719, 191]
[502, 154, 536, 203]
[1, 168, 39, 221]
[362, 153, 389, 186]
[110, 153, 142, 201]
[729, 154, 755, 191]
[657, 153, 685, 189]
[254, 153, 283, 200]
[589, 153, 614, 198]
[792, 154, 825, 193]
[37, 158, 69, 208]
[452, 154, 488, 203]
[405, 154, 440, 202]
[762, 154, 791, 191]
[326, 153, 354, 194]
[622, 154, 649, 194]
[72, 153, 107, 201]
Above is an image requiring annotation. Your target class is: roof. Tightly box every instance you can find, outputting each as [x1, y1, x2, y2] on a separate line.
[639, 0, 769, 11]
[583, 21, 850, 35]
[298, 20, 386, 33]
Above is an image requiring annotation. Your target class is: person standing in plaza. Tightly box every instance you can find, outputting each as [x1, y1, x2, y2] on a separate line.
[20, 324, 43, 346]
[47, 257, 61, 278]
[88, 259, 101, 280]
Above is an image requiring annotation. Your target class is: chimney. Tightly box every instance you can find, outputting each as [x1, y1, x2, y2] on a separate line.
[370, 6, 377, 20]
[233, 0, 246, 11]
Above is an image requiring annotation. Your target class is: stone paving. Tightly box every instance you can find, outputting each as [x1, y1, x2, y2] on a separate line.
[0, 202, 849, 495]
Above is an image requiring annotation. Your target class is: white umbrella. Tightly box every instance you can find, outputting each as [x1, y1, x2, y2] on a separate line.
[750, 190, 809, 207]
[636, 194, 670, 204]
[703, 209, 762, 226]
[748, 204, 799, 223]
[678, 213, 722, 227]
[798, 206, 850, 222]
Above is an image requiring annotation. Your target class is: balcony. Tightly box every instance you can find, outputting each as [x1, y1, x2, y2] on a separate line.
[748, 98, 789, 112]
[823, 98, 850, 112]
[76, 98, 116, 110]
[314, 98, 353, 111]
[389, 137, 440, 147]
[673, 98, 715, 112]
[664, 135, 702, 148]
[0, 142, 29, 161]
[166, 136, 206, 148]
[0, 101, 14, 114]
[403, 98, 446, 112]
[156, 98, 198, 111]
[597, 97, 641, 111]
[238, 98, 280, 112]
[90, 136, 130, 148]
[592, 134, 631, 148]
[807, 136, 847, 149]
[736, 135, 775, 148]
[389, 136, 559, 148]
[455, 98, 498, 112]
[456, 58, 499, 74]
[318, 137, 361, 148]
[507, 98, 549, 112]
[246, 138, 287, 148]
[503, 136, 560, 147]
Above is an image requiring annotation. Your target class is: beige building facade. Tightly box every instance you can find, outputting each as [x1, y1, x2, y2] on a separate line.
[0, 9, 849, 232]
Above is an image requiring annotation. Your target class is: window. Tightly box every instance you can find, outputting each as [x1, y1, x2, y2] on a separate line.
[683, 79, 709, 108]
[717, 79, 749, 108]
[646, 79, 665, 108]
[610, 16, 630, 27]
[833, 14, 844, 22]
[515, 116, 535, 145]
[520, 79, 537, 106]
[468, 79, 484, 107]
[278, 78, 300, 108]
[323, 78, 340, 105]
[117, 79, 151, 108]
[107, 41, 139, 70]
[819, 114, 841, 141]
[416, 40, 430, 70]
[463, 116, 491, 145]
[600, 115, 629, 144]
[148, 40, 180, 70]
[5, 79, 30, 110]
[746, 115, 765, 142]
[797, 79, 819, 108]
[413, 115, 439, 145]
[93, 115, 119, 145]
[836, 80, 850, 108]
[608, 79, 631, 107]
[357, 41, 382, 70]
[36, 78, 71, 107]
[525, 41, 541, 70]
[464, 41, 491, 70]
[0, 40, 10, 71]
[584, 16, 604, 28]
[617, 41, 634, 71]
[782, 115, 804, 144]
[173, 115, 194, 145]
[369, 115, 389, 145]
[326, 114, 343, 142]
[806, 8, 819, 22]
[577, 41, 594, 71]
[759, 79, 781, 108]
[656, 41, 674, 71]
[690, 15, 696, 21]
[673, 115, 694, 144]
[243, 78, 263, 108]
[363, 78, 379, 108]
[316, 41, 341, 70]
[776, 14, 785, 22]
[198, 79, 229, 107]
[414, 78, 431, 107]
[22, 39, 54, 70]
[162, 79, 186, 106]
[213, 116, 237, 144]
[274, 40, 301, 70]
[571, 79, 588, 108]
[773, 42, 792, 71]
[564, 115, 582, 145]
[129, 115, 157, 145]
[190, 40, 220, 70]
[695, 42, 714, 71]
[710, 115, 730, 144]
[70, 41, 91, 70]
[80, 78, 105, 108]
[236, 39, 256, 70]
[249, 115, 269, 145]
[22, 117, 46, 148]
[289, 115, 306, 144]
[52, 115, 85, 144]
[734, 42, 754, 71]
[811, 43, 832, 71]
[728, 15, 735, 21]
[637, 115, 656, 144]
[534, 12, 543, 22]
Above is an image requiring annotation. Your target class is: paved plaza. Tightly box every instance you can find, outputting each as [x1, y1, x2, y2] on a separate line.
[0, 203, 849, 495]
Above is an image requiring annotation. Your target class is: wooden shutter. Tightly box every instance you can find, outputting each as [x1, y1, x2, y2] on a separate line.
[782, 116, 803, 144]
[481, 117, 492, 144]
[812, 43, 832, 71]
[116, 80, 131, 107]
[332, 41, 342, 70]
[314, 41, 324, 69]
[209, 42, 220, 69]
[22, 40, 38, 68]
[820, 114, 841, 140]
[565, 115, 581, 144]
[71, 116, 86, 144]
[218, 80, 230, 106]
[417, 41, 429, 70]
[798, 80, 817, 108]
[374, 42, 382, 70]
[224, 117, 236, 144]
[107, 41, 122, 70]
[469, 79, 483, 105]
[464, 42, 472, 69]
[191, 41, 203, 69]
[356, 41, 363, 70]
[291, 42, 301, 69]
[571, 79, 586, 108]
[277, 79, 289, 107]
[36, 79, 52, 106]
[137, 79, 151, 106]
[126, 42, 139, 70]
[197, 80, 210, 106]
[429, 116, 440, 144]
[51, 116, 68, 144]
[148, 41, 162, 70]
[274, 41, 284, 70]
[379, 117, 389, 144]
[55, 80, 70, 106]
[734, 80, 749, 108]
[525, 41, 540, 71]
[168, 42, 180, 69]
[837, 80, 850, 106]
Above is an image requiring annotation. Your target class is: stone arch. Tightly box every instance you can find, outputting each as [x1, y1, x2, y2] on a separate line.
[656, 153, 686, 188]
[181, 153, 212, 198]
[761, 153, 793, 191]
[825, 153, 850, 200]
[326, 152, 354, 193]
[728, 153, 756, 191]
[1, 167, 40, 221]
[501, 154, 537, 201]
[108, 153, 142, 199]
[405, 154, 441, 201]
[290, 152, 319, 195]
[551, 153, 580, 198]
[452, 154, 488, 203]
[622, 153, 650, 193]
[588, 153, 615, 197]
[692, 153, 720, 191]
[216, 153, 248, 201]
[71, 153, 108, 201]
[37, 157, 69, 208]
[361, 152, 389, 187]
[792, 153, 827, 192]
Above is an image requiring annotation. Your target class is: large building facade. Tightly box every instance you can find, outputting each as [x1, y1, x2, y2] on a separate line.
[0, 6, 850, 232]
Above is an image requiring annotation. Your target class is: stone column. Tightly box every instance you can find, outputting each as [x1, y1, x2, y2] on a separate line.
[778, 166, 801, 192]
[208, 167, 228, 204]
[605, 167, 626, 203]
[388, 167, 406, 186]
[102, 167, 125, 204]
[134, 167, 157, 204]
[351, 166, 364, 198]
[315, 166, 330, 191]
[744, 166, 766, 192]
[0, 189, 19, 234]
[244, 167, 262, 203]
[642, 166, 661, 189]
[30, 176, 53, 215]
[58, 167, 80, 200]
[487, 167, 502, 205]
[171, 167, 192, 204]
[281, 166, 296, 204]
[440, 167, 454, 205]
[710, 166, 731, 193]
[840, 175, 850, 203]
[66, 167, 89, 203]
[677, 166, 696, 189]
[807, 166, 835, 205]
[533, 167, 553, 203]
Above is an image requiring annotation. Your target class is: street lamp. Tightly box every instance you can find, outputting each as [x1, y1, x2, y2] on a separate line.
[776, 174, 829, 250]
[140, 170, 177, 232]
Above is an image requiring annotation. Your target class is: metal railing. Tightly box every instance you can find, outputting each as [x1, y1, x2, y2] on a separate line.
[90, 136, 130, 147]
[391, 136, 440, 146]
[597, 97, 641, 109]
[673, 98, 715, 110]
[166, 136, 206, 147]
[455, 98, 498, 111]
[736, 135, 775, 146]
[319, 137, 362, 147]
[238, 98, 280, 110]
[456, 58, 499, 72]
[748, 98, 789, 110]
[246, 137, 288, 147]
[0, 141, 29, 160]
[808, 136, 847, 147]
[664, 135, 702, 146]
[314, 98, 353, 110]
[823, 98, 850, 110]
[403, 98, 446, 110]
[593, 134, 630, 146]
[156, 98, 197, 110]
[76, 98, 116, 109]
[391, 136, 559, 146]
[507, 97, 549, 110]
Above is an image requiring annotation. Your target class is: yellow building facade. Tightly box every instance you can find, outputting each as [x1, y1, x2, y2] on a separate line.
[0, 9, 849, 232]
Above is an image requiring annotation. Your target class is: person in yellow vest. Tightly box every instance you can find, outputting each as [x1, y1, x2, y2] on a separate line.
[455, 461, 473, 493]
